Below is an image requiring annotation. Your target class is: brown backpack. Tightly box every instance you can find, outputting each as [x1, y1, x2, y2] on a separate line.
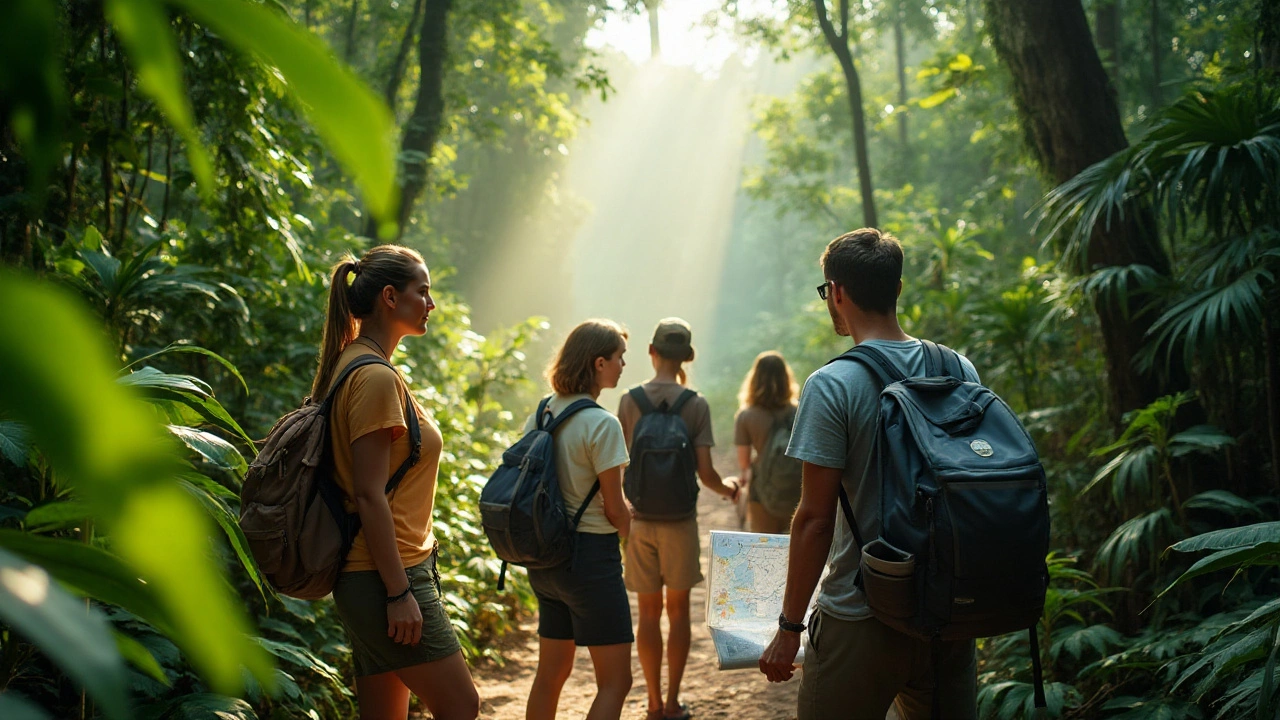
[239, 355, 421, 599]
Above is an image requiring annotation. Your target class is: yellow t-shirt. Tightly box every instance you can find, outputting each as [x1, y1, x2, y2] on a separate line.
[327, 343, 443, 572]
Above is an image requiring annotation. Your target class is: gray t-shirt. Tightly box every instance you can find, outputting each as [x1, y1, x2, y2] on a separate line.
[785, 339, 979, 621]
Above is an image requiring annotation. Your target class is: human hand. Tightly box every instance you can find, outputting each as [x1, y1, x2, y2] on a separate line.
[387, 593, 423, 645]
[759, 628, 801, 682]
[722, 477, 742, 503]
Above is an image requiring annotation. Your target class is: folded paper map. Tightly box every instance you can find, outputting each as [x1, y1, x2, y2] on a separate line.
[705, 530, 809, 671]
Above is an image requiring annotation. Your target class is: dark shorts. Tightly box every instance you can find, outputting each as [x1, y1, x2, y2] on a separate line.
[332, 552, 462, 677]
[528, 532, 634, 646]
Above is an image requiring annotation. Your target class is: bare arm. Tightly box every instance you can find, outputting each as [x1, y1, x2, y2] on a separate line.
[759, 461, 842, 682]
[596, 464, 631, 539]
[694, 445, 740, 500]
[351, 428, 421, 645]
[736, 444, 753, 484]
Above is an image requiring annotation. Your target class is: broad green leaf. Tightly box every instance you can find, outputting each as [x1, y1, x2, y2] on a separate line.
[22, 499, 91, 532]
[178, 478, 268, 600]
[252, 636, 346, 687]
[104, 0, 214, 194]
[112, 483, 274, 692]
[1182, 490, 1263, 518]
[126, 367, 254, 448]
[0, 420, 30, 466]
[0, 529, 174, 636]
[159, 693, 258, 720]
[0, 548, 129, 719]
[123, 343, 249, 396]
[0, 692, 50, 720]
[1160, 543, 1280, 596]
[113, 629, 170, 686]
[1171, 522, 1280, 553]
[0, 271, 270, 693]
[169, 0, 398, 235]
[167, 425, 248, 477]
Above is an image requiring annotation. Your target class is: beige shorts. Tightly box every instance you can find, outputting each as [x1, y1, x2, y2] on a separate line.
[624, 518, 704, 593]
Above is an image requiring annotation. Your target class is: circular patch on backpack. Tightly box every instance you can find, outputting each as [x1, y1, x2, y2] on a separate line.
[969, 439, 994, 457]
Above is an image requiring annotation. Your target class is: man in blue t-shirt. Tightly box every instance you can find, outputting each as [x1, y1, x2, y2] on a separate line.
[758, 228, 980, 719]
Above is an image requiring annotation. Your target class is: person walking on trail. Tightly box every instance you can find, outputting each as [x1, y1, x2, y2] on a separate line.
[616, 318, 741, 720]
[523, 319, 635, 720]
[734, 351, 802, 534]
[758, 229, 981, 719]
[315, 245, 480, 720]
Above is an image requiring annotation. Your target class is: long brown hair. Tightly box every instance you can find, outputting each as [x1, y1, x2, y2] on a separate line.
[547, 319, 628, 396]
[738, 351, 798, 411]
[311, 245, 425, 398]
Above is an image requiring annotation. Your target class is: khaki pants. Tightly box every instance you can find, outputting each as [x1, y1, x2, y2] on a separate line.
[797, 611, 977, 720]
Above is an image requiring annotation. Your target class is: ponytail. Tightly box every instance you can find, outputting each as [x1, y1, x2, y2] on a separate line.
[311, 259, 359, 398]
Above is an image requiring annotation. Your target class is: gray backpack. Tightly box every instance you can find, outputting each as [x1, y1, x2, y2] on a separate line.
[624, 387, 699, 521]
[753, 408, 802, 518]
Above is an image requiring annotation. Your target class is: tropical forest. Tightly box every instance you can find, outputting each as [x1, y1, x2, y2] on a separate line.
[1, 0, 1278, 718]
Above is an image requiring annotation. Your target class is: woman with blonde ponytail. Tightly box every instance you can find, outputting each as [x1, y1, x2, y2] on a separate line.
[315, 245, 479, 720]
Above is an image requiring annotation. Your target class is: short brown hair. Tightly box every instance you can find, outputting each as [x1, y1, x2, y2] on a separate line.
[820, 228, 903, 315]
[547, 319, 628, 395]
[738, 351, 798, 411]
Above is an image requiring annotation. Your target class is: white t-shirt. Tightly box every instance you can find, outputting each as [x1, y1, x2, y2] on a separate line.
[522, 393, 630, 535]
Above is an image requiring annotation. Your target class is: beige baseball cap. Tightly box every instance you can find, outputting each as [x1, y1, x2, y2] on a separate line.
[651, 317, 695, 361]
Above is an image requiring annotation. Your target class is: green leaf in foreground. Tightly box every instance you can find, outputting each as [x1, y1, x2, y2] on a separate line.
[104, 0, 214, 194]
[0, 548, 129, 719]
[170, 0, 398, 235]
[0, 270, 272, 693]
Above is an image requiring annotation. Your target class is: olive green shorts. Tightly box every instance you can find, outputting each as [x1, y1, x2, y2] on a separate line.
[332, 552, 462, 677]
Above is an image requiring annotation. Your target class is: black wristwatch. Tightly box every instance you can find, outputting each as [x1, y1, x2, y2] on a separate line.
[778, 612, 806, 633]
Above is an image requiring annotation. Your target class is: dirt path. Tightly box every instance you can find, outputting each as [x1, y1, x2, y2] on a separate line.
[468, 457, 802, 720]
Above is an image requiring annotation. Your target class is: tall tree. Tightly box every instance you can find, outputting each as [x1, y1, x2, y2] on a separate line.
[384, 0, 426, 107]
[1095, 0, 1121, 87]
[373, 0, 451, 240]
[812, 0, 877, 228]
[983, 0, 1173, 417]
[1148, 0, 1161, 107]
[646, 0, 661, 58]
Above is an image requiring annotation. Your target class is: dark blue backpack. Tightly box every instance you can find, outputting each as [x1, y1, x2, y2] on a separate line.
[832, 340, 1049, 710]
[623, 386, 699, 521]
[480, 396, 601, 590]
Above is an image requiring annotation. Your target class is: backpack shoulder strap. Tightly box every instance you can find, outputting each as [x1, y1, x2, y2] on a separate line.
[668, 389, 698, 415]
[920, 339, 945, 378]
[542, 398, 603, 434]
[828, 345, 906, 387]
[628, 386, 657, 415]
[937, 343, 966, 380]
[319, 355, 392, 414]
[319, 354, 421, 494]
[571, 480, 602, 528]
[535, 396, 554, 431]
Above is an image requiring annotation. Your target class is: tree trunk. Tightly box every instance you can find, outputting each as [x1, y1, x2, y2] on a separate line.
[384, 0, 451, 241]
[983, 0, 1172, 419]
[384, 0, 425, 108]
[646, 0, 661, 59]
[813, 0, 878, 228]
[1265, 285, 1280, 491]
[894, 14, 909, 153]
[1261, 0, 1280, 72]
[1149, 0, 1161, 108]
[1095, 0, 1121, 88]
[344, 0, 361, 63]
